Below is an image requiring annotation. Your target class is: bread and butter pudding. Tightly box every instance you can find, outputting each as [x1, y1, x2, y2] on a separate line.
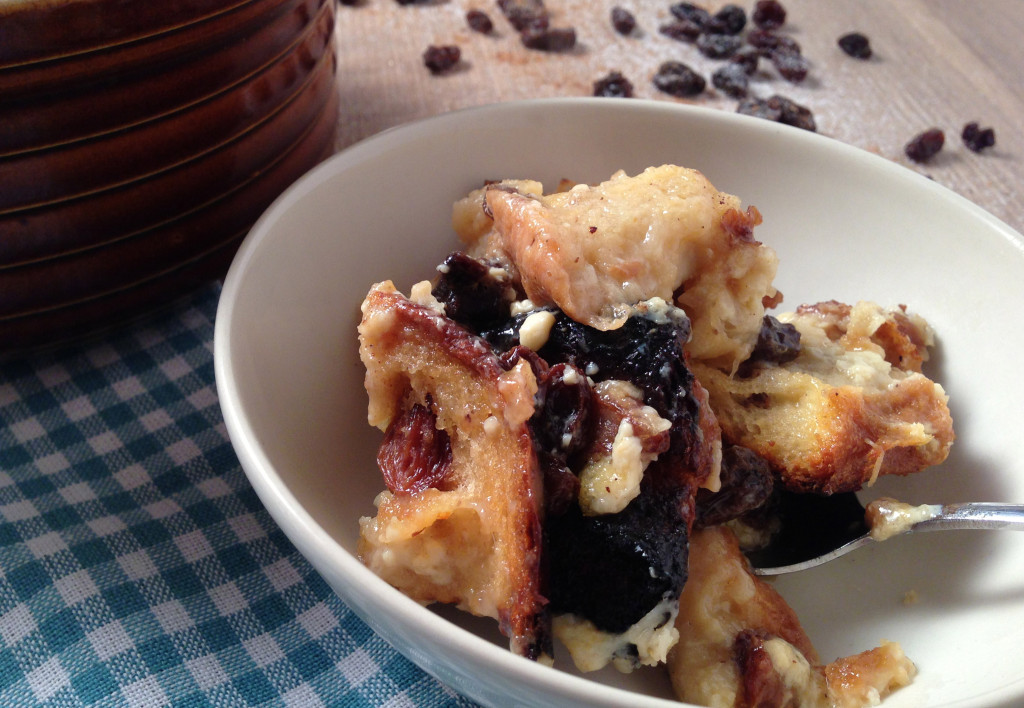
[356, 165, 953, 706]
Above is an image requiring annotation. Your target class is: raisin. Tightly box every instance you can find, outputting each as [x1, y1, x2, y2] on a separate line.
[770, 49, 808, 83]
[904, 128, 945, 162]
[697, 33, 742, 59]
[737, 315, 801, 376]
[521, 23, 576, 51]
[669, 2, 713, 28]
[610, 6, 636, 35]
[377, 404, 453, 495]
[962, 122, 996, 152]
[738, 95, 816, 131]
[837, 31, 872, 59]
[423, 45, 461, 74]
[530, 362, 594, 457]
[746, 28, 800, 56]
[466, 9, 494, 33]
[593, 70, 635, 98]
[752, 0, 786, 30]
[652, 60, 706, 97]
[497, 0, 547, 32]
[712, 63, 749, 98]
[737, 96, 782, 122]
[694, 444, 775, 528]
[731, 46, 760, 75]
[658, 19, 702, 42]
[431, 252, 509, 333]
[714, 4, 747, 34]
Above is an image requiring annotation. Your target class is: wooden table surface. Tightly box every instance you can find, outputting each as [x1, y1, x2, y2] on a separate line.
[333, 0, 1023, 235]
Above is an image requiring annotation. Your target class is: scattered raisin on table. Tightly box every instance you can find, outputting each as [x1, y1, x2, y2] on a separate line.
[594, 71, 635, 98]
[752, 0, 786, 30]
[653, 61, 706, 97]
[904, 128, 945, 162]
[738, 95, 816, 131]
[659, 19, 702, 43]
[466, 9, 494, 34]
[712, 63, 749, 98]
[731, 46, 760, 75]
[962, 122, 996, 152]
[746, 29, 800, 56]
[497, 0, 548, 32]
[837, 31, 872, 59]
[423, 45, 461, 74]
[771, 49, 808, 82]
[610, 6, 636, 35]
[670, 2, 713, 29]
[714, 4, 747, 35]
[697, 33, 742, 59]
[521, 24, 576, 51]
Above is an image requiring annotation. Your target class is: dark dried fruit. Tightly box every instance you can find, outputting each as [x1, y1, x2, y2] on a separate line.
[545, 484, 691, 633]
[697, 32, 743, 59]
[377, 404, 453, 494]
[521, 23, 577, 51]
[737, 96, 782, 122]
[695, 444, 775, 528]
[431, 252, 509, 333]
[731, 46, 760, 75]
[752, 315, 801, 364]
[669, 2, 713, 28]
[497, 0, 547, 32]
[837, 31, 872, 59]
[659, 19, 702, 42]
[746, 28, 800, 56]
[593, 70, 635, 98]
[423, 45, 461, 74]
[738, 94, 816, 131]
[962, 122, 996, 152]
[904, 128, 945, 162]
[714, 4, 747, 34]
[652, 60, 706, 98]
[712, 63, 749, 98]
[770, 49, 808, 82]
[466, 9, 494, 33]
[752, 0, 786, 30]
[611, 6, 636, 35]
[530, 363, 594, 457]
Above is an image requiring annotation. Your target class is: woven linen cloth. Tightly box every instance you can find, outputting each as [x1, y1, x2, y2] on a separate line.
[0, 284, 477, 708]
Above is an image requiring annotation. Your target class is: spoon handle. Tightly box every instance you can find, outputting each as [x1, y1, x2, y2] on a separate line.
[916, 502, 1024, 532]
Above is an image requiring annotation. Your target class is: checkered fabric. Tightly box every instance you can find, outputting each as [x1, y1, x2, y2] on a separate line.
[0, 285, 477, 708]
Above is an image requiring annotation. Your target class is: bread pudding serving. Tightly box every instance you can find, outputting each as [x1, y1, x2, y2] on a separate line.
[356, 165, 953, 707]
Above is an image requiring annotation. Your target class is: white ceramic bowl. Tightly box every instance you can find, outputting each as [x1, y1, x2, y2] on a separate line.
[214, 98, 1024, 708]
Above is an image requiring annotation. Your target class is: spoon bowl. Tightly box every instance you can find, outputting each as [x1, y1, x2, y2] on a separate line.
[748, 495, 1024, 575]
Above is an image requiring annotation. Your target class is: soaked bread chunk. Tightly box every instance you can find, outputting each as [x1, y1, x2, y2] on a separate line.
[456, 165, 779, 372]
[693, 301, 954, 494]
[357, 282, 550, 660]
[669, 526, 916, 708]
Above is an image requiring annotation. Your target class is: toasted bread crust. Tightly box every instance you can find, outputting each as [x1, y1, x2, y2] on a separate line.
[358, 283, 550, 659]
[693, 302, 953, 494]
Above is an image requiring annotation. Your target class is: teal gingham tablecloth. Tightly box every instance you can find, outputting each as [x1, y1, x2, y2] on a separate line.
[0, 284, 477, 708]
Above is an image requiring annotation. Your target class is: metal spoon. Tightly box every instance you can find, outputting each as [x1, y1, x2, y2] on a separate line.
[747, 495, 1024, 576]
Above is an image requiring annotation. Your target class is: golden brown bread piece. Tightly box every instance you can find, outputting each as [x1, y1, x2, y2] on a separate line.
[692, 301, 954, 494]
[453, 166, 779, 372]
[357, 282, 550, 660]
[669, 526, 916, 708]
